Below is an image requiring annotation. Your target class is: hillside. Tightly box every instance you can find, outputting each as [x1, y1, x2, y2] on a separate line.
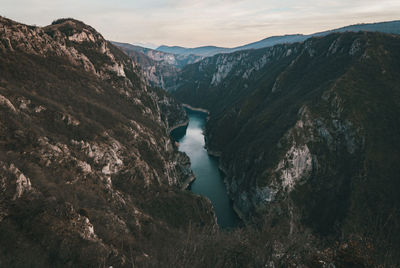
[0, 16, 216, 267]
[173, 31, 400, 263]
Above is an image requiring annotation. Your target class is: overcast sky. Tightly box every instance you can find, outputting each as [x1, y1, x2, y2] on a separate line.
[2, 0, 399, 48]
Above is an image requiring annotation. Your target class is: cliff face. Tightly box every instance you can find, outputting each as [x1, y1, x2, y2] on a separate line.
[174, 32, 400, 255]
[112, 41, 203, 91]
[0, 17, 215, 267]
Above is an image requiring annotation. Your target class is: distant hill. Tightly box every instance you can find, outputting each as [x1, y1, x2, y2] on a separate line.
[231, 34, 305, 51]
[157, 20, 400, 56]
[131, 42, 158, 49]
[157, 45, 226, 57]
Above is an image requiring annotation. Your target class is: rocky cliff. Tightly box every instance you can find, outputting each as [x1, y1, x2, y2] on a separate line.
[112, 41, 203, 91]
[0, 17, 216, 267]
[173, 31, 400, 262]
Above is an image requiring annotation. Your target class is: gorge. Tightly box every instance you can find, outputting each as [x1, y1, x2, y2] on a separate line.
[1, 15, 400, 267]
[171, 108, 240, 228]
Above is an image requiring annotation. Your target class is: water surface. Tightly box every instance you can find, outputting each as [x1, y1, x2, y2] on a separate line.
[171, 109, 239, 228]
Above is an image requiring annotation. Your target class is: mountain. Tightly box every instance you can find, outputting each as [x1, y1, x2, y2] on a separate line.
[0, 16, 217, 267]
[313, 19, 400, 37]
[158, 20, 400, 57]
[157, 45, 226, 57]
[131, 42, 158, 49]
[173, 31, 400, 263]
[232, 34, 305, 51]
[112, 41, 203, 90]
[230, 20, 400, 53]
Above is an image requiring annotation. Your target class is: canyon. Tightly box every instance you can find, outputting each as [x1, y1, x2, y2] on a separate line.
[1, 15, 400, 267]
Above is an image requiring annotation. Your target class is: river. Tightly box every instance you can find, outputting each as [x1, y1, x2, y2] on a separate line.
[171, 108, 239, 228]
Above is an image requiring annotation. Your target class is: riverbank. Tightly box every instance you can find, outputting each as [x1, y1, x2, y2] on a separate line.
[168, 119, 189, 133]
[205, 144, 246, 224]
[182, 104, 210, 114]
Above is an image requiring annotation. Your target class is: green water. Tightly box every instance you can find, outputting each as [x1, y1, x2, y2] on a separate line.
[171, 109, 239, 228]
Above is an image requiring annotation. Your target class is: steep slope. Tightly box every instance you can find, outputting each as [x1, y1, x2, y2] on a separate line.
[173, 31, 400, 260]
[112, 41, 203, 91]
[0, 17, 215, 267]
[158, 20, 400, 57]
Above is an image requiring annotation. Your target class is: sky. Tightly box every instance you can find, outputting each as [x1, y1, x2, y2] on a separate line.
[1, 0, 400, 48]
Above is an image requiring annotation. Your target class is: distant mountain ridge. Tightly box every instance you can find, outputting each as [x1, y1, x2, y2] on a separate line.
[157, 45, 227, 57]
[157, 20, 400, 56]
[112, 20, 400, 92]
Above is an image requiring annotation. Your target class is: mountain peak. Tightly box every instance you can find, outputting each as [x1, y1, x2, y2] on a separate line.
[51, 18, 84, 25]
[49, 17, 95, 32]
[44, 18, 103, 43]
